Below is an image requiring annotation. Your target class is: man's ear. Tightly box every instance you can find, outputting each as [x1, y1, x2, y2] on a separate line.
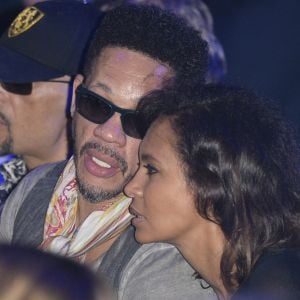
[71, 74, 84, 117]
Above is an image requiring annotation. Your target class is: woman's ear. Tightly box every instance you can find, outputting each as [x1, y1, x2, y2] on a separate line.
[70, 74, 84, 117]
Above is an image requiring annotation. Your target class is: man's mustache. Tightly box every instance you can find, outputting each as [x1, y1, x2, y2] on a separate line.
[80, 142, 128, 174]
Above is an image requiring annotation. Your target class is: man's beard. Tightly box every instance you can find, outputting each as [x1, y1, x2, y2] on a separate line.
[73, 123, 132, 204]
[0, 112, 13, 155]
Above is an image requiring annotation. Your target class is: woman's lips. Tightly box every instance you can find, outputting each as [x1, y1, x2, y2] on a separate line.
[129, 205, 145, 225]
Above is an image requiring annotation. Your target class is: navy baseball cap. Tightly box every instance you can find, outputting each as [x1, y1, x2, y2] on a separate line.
[0, 0, 101, 83]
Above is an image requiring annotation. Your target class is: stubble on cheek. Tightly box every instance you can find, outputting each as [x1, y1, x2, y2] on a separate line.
[72, 117, 133, 202]
[0, 113, 12, 155]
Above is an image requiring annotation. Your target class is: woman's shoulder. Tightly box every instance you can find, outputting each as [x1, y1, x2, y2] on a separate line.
[233, 248, 300, 300]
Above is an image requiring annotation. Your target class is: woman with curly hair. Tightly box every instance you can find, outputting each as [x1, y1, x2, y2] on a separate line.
[125, 85, 300, 299]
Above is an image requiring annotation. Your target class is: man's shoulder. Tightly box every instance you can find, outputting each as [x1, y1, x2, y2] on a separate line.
[0, 160, 67, 245]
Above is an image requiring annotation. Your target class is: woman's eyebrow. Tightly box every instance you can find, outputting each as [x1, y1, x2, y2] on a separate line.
[140, 152, 160, 164]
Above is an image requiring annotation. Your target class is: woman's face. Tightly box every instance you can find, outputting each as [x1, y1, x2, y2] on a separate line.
[125, 118, 211, 245]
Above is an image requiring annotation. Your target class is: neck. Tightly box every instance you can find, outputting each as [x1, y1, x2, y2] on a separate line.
[179, 245, 228, 299]
[77, 193, 124, 224]
[23, 135, 69, 170]
[175, 223, 229, 299]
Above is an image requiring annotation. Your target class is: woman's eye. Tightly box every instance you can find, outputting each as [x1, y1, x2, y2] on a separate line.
[143, 164, 158, 175]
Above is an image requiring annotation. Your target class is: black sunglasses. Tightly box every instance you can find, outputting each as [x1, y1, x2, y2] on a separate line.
[0, 80, 71, 95]
[76, 84, 141, 139]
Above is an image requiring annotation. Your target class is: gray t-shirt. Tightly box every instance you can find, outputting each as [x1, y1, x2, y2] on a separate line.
[0, 161, 217, 300]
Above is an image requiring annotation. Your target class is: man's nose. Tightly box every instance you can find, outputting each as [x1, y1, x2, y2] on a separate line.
[93, 113, 126, 147]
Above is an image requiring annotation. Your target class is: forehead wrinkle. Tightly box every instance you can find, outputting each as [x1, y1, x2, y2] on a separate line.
[90, 82, 112, 94]
[90, 79, 142, 106]
[90, 68, 156, 100]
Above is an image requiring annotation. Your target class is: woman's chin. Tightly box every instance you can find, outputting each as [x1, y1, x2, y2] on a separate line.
[133, 229, 156, 244]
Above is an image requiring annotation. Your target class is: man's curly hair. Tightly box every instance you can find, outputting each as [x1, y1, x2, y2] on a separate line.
[83, 4, 208, 87]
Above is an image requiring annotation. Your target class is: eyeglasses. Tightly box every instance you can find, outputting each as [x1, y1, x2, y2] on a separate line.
[75, 84, 141, 139]
[0, 80, 71, 95]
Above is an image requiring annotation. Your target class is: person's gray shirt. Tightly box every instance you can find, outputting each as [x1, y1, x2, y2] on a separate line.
[0, 161, 217, 299]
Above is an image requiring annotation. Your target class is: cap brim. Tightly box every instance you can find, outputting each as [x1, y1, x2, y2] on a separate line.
[0, 46, 65, 83]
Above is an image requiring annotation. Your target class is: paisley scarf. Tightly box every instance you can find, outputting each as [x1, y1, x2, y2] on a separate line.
[41, 157, 132, 261]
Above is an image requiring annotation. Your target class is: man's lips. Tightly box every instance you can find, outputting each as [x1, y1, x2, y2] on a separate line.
[91, 156, 111, 168]
[84, 149, 121, 178]
[86, 148, 119, 168]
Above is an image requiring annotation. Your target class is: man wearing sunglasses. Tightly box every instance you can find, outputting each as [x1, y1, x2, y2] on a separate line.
[0, 5, 216, 300]
[0, 1, 101, 210]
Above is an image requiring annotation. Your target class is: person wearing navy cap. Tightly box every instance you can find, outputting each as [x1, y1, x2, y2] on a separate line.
[0, 0, 101, 211]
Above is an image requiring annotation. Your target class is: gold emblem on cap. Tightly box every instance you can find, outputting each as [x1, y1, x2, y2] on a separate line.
[8, 6, 45, 38]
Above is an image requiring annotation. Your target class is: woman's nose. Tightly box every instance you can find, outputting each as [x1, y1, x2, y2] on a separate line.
[124, 171, 143, 198]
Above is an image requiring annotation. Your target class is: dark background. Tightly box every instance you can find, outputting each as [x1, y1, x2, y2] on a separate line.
[206, 0, 300, 137]
[0, 0, 23, 34]
[1, 0, 299, 136]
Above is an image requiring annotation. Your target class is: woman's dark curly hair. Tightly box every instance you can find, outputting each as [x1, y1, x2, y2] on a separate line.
[136, 85, 300, 293]
[83, 4, 208, 87]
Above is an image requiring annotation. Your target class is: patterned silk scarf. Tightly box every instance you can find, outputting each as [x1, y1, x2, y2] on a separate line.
[41, 157, 132, 261]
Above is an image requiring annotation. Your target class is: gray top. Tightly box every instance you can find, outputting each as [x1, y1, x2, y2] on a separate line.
[0, 161, 217, 300]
